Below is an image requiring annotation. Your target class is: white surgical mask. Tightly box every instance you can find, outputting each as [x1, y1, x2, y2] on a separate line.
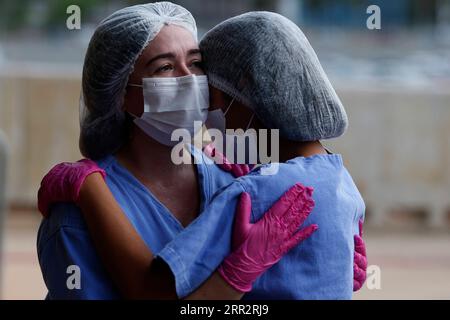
[129, 74, 209, 146]
[206, 97, 257, 164]
[205, 97, 234, 133]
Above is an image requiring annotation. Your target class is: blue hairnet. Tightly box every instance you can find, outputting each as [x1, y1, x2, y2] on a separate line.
[80, 2, 197, 159]
[199, 11, 348, 141]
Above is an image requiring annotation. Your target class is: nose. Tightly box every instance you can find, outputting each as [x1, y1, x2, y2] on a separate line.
[176, 63, 192, 77]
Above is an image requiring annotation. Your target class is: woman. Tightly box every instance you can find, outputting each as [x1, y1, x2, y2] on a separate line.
[37, 2, 317, 300]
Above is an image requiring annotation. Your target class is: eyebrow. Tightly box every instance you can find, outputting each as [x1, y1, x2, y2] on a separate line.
[187, 49, 201, 56]
[146, 49, 201, 66]
[146, 52, 176, 66]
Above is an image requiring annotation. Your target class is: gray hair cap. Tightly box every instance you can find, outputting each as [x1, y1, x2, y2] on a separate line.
[200, 11, 348, 141]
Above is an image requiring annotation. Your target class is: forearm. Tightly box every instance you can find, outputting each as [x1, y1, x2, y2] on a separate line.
[78, 173, 177, 299]
[185, 272, 243, 300]
[78, 173, 243, 299]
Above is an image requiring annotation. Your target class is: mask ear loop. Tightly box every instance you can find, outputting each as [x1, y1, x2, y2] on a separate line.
[224, 97, 255, 130]
[128, 83, 143, 88]
[127, 111, 138, 119]
[223, 97, 235, 116]
[246, 113, 255, 131]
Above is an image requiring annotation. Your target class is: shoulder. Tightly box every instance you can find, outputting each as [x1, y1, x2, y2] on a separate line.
[236, 154, 346, 194]
[94, 155, 116, 173]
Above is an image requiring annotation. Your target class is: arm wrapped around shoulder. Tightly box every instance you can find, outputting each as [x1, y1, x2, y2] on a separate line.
[218, 183, 318, 292]
[37, 159, 106, 217]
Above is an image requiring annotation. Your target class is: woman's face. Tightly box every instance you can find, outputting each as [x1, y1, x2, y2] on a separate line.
[124, 24, 204, 116]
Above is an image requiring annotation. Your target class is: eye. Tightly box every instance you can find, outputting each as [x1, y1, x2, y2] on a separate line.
[190, 60, 204, 69]
[155, 64, 174, 73]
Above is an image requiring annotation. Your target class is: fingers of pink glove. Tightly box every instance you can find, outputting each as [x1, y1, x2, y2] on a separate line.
[213, 152, 234, 173]
[282, 224, 318, 254]
[204, 143, 227, 166]
[354, 234, 367, 257]
[72, 163, 106, 201]
[281, 187, 315, 232]
[212, 146, 231, 166]
[218, 162, 233, 173]
[231, 165, 244, 178]
[354, 251, 368, 270]
[203, 143, 215, 158]
[37, 159, 106, 218]
[353, 262, 366, 282]
[37, 185, 50, 217]
[359, 219, 364, 237]
[204, 143, 251, 178]
[206, 144, 228, 167]
[353, 279, 363, 292]
[267, 183, 309, 222]
[239, 164, 251, 176]
[232, 192, 253, 250]
[228, 164, 250, 178]
[38, 162, 73, 217]
[287, 195, 315, 231]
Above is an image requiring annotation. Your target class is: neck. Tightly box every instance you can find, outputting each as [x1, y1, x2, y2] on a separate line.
[115, 126, 186, 179]
[278, 139, 327, 162]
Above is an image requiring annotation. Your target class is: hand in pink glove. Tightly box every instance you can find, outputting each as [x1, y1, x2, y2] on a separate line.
[353, 219, 367, 291]
[218, 183, 318, 292]
[203, 143, 251, 178]
[37, 159, 106, 217]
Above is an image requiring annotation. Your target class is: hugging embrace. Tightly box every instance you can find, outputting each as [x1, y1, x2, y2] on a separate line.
[37, 1, 367, 300]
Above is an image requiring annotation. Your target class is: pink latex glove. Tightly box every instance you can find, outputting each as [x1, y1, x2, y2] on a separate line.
[203, 143, 251, 178]
[353, 219, 367, 291]
[37, 159, 106, 217]
[218, 183, 318, 292]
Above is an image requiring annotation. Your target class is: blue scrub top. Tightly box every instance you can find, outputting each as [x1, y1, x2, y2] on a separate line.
[36, 146, 234, 299]
[157, 154, 365, 299]
[37, 149, 364, 300]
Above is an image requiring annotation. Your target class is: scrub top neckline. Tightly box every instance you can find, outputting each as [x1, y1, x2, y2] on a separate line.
[287, 152, 343, 164]
[108, 145, 210, 230]
[249, 153, 343, 174]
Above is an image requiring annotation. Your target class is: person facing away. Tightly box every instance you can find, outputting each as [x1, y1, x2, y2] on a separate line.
[155, 11, 366, 299]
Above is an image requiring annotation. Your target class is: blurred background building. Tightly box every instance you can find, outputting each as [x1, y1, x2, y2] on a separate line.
[0, 0, 449, 299]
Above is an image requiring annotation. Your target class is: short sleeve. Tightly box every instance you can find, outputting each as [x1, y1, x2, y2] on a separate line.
[37, 203, 120, 299]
